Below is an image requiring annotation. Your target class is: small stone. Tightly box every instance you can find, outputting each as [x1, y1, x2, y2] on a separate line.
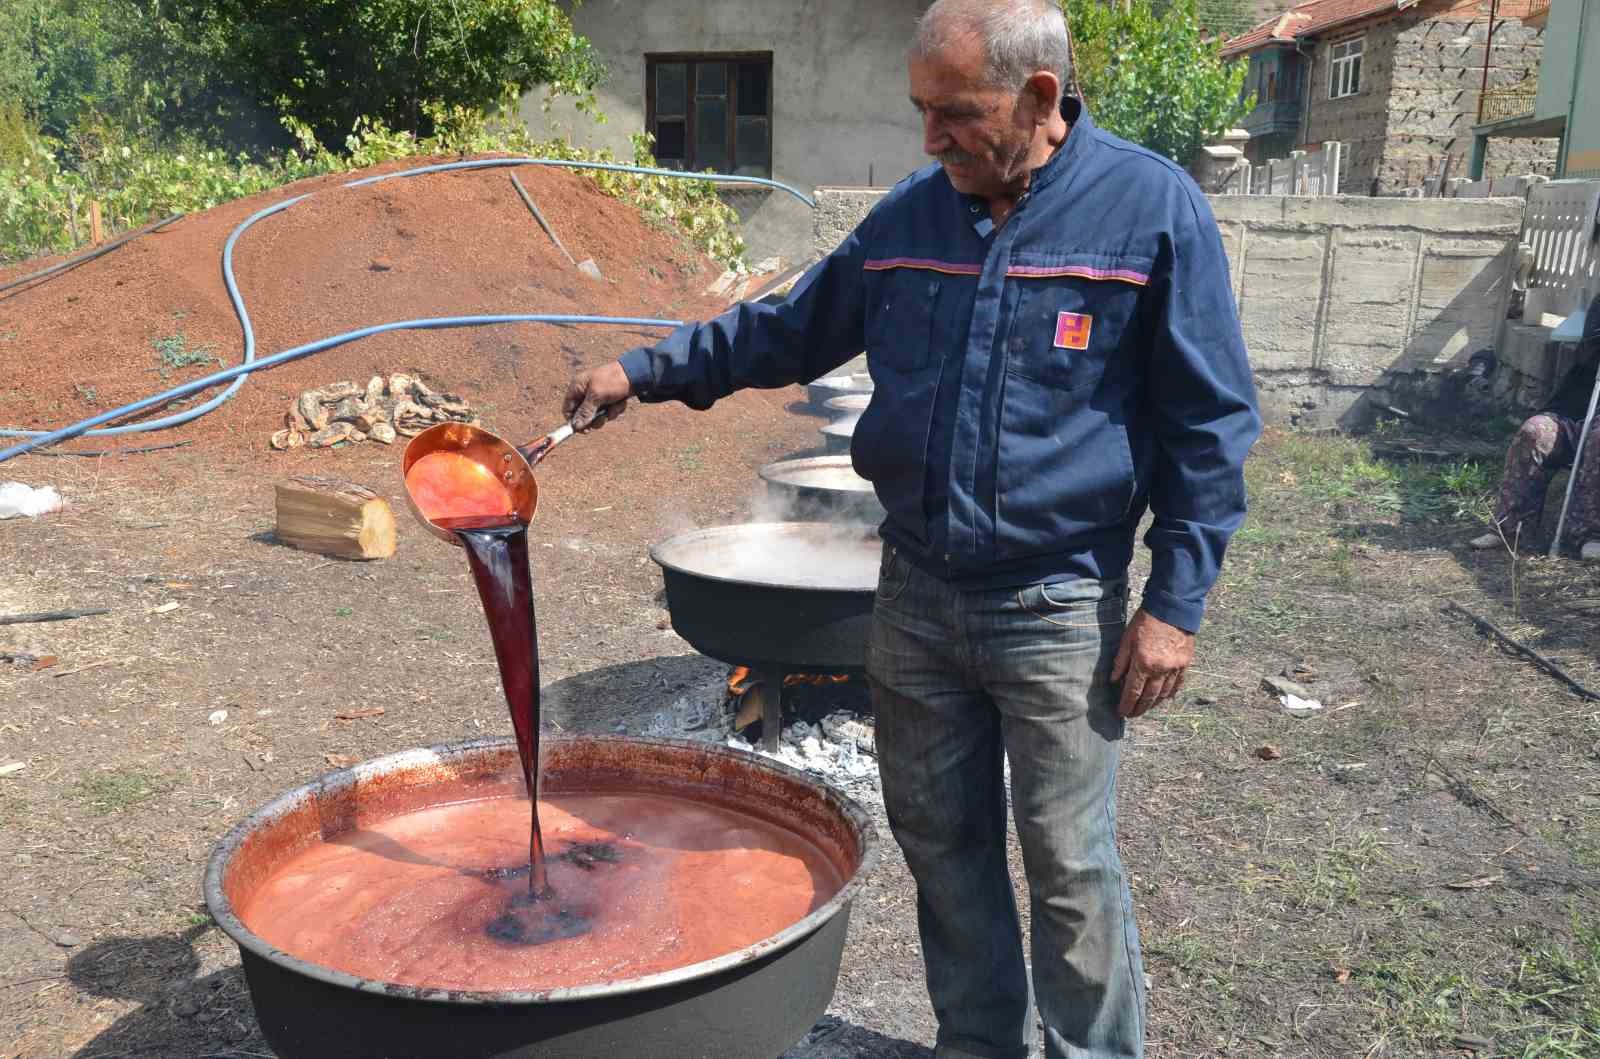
[1262, 674, 1312, 700]
[330, 396, 365, 424]
[578, 259, 604, 281]
[369, 257, 392, 272]
[368, 422, 397, 445]
[1255, 745, 1282, 761]
[49, 928, 82, 948]
[269, 428, 304, 451]
[172, 992, 203, 1018]
[1194, 695, 1217, 705]
[208, 709, 228, 726]
[388, 373, 418, 398]
[296, 392, 329, 431]
[613, 723, 627, 733]
[308, 423, 357, 448]
[320, 382, 361, 401]
[364, 375, 387, 406]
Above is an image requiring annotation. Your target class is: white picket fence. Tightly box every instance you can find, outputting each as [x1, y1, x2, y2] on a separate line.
[1215, 141, 1343, 197]
[1520, 178, 1600, 321]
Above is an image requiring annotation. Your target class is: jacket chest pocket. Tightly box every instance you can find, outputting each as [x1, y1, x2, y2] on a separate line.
[865, 269, 951, 374]
[1007, 276, 1143, 394]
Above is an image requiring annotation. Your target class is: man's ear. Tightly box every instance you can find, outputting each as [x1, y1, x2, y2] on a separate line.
[1021, 71, 1061, 125]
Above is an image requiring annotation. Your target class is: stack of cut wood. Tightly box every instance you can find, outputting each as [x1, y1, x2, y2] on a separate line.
[271, 374, 478, 450]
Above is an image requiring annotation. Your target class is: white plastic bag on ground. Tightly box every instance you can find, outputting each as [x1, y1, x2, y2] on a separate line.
[0, 482, 64, 519]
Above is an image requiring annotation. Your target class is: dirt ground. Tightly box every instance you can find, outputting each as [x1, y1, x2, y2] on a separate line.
[3, 168, 1599, 1059]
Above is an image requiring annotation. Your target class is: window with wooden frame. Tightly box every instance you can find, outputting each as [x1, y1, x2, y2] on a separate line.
[1328, 35, 1363, 99]
[646, 53, 772, 177]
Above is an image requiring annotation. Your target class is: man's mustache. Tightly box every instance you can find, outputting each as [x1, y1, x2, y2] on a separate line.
[938, 148, 980, 167]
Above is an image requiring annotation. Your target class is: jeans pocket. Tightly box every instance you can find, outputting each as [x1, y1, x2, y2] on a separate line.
[876, 545, 911, 603]
[1018, 582, 1126, 628]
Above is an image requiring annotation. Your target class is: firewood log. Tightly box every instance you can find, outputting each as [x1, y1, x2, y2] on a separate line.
[273, 476, 397, 560]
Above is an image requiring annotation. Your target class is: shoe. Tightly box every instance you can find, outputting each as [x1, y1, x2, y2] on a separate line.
[1469, 532, 1500, 550]
[1582, 540, 1600, 562]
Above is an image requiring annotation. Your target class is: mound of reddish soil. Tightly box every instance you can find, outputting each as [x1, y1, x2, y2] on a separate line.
[0, 157, 828, 523]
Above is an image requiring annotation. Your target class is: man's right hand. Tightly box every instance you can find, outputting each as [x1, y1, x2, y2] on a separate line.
[563, 361, 634, 430]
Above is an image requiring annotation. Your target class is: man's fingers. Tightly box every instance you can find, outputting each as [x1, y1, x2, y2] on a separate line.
[1117, 664, 1147, 718]
[1110, 633, 1133, 683]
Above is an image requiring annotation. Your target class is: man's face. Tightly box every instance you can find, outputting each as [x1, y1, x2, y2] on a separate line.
[909, 38, 1037, 198]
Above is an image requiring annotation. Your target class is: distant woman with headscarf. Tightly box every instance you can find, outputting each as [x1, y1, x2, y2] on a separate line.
[1472, 291, 1600, 559]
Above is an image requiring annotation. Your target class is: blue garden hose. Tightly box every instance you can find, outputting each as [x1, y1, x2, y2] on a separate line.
[0, 158, 812, 464]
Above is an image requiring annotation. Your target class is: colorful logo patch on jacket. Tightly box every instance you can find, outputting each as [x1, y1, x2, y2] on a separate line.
[1053, 311, 1093, 351]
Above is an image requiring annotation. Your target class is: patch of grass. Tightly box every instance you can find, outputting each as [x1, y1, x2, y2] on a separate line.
[74, 768, 168, 814]
[1248, 827, 1385, 912]
[151, 333, 220, 378]
[73, 382, 98, 405]
[678, 442, 705, 471]
[417, 626, 456, 642]
[1240, 596, 1308, 634]
[1272, 433, 1495, 524]
[1355, 919, 1600, 1056]
[333, 606, 353, 618]
[1354, 940, 1479, 1048]
[1229, 521, 1287, 549]
[1496, 919, 1600, 1055]
[1148, 932, 1210, 972]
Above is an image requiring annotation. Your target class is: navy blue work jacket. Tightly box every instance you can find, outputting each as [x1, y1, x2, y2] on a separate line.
[621, 102, 1261, 633]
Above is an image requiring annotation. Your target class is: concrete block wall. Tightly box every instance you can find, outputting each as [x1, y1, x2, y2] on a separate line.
[813, 188, 1526, 429]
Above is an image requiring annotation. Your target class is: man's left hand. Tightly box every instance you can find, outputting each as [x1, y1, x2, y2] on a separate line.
[1110, 609, 1195, 718]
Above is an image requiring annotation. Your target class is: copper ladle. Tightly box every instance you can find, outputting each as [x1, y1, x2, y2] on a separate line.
[401, 410, 607, 546]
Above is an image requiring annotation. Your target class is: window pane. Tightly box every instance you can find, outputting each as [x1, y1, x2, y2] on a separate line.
[696, 62, 727, 97]
[737, 63, 769, 116]
[695, 99, 728, 171]
[655, 119, 686, 163]
[655, 63, 687, 116]
[1349, 59, 1360, 95]
[735, 116, 769, 176]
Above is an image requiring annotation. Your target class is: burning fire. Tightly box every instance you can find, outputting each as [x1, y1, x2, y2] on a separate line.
[726, 667, 853, 697]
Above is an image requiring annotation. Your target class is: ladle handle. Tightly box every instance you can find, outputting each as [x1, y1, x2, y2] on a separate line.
[517, 407, 610, 467]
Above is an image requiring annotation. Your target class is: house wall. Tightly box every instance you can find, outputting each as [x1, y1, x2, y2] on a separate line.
[1559, 0, 1600, 177]
[1300, 22, 1399, 192]
[520, 0, 929, 266]
[813, 187, 1528, 429]
[1384, 7, 1557, 188]
[1298, 0, 1556, 193]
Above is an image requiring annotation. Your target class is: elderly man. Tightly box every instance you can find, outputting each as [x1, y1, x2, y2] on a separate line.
[565, 1, 1260, 1055]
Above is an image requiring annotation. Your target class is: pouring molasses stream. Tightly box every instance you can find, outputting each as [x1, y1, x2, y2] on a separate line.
[401, 406, 611, 937]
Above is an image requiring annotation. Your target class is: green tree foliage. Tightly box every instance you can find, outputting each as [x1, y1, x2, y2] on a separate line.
[138, 0, 606, 149]
[1065, 0, 1252, 168]
[0, 0, 603, 153]
[0, 0, 136, 140]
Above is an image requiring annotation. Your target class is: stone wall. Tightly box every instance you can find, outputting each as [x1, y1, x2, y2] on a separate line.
[1298, 0, 1556, 194]
[1383, 7, 1557, 190]
[1301, 20, 1399, 194]
[813, 187, 1528, 429]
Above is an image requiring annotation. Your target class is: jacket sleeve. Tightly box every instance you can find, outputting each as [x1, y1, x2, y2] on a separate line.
[617, 221, 871, 411]
[1138, 189, 1262, 633]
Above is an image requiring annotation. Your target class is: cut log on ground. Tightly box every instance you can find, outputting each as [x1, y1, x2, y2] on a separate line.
[273, 476, 397, 560]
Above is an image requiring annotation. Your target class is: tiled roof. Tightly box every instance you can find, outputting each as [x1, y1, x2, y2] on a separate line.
[1221, 0, 1423, 56]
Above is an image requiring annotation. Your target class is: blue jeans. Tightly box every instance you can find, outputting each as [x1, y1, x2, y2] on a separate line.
[866, 544, 1145, 1059]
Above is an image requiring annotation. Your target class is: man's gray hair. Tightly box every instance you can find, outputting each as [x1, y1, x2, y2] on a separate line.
[912, 0, 1072, 95]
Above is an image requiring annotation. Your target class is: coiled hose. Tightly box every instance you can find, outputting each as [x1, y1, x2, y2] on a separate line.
[0, 159, 813, 464]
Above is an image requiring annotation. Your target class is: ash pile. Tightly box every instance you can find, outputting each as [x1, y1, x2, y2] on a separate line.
[640, 671, 880, 799]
